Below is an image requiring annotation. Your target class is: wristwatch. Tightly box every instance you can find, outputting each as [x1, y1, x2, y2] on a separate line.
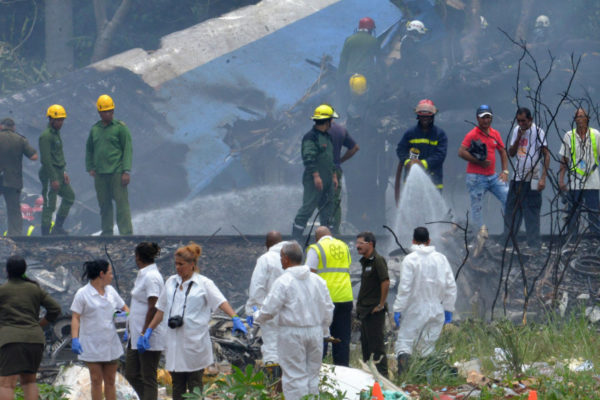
[502, 170, 509, 175]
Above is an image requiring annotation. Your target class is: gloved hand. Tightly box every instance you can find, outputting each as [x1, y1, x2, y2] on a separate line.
[137, 328, 153, 353]
[246, 306, 258, 327]
[232, 316, 247, 335]
[394, 312, 401, 328]
[114, 310, 128, 319]
[122, 330, 129, 343]
[71, 338, 83, 355]
[444, 311, 453, 324]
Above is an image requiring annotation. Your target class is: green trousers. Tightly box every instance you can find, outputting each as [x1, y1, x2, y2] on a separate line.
[0, 186, 21, 236]
[332, 168, 343, 234]
[94, 173, 133, 235]
[40, 169, 75, 228]
[171, 370, 203, 400]
[293, 172, 334, 229]
[125, 347, 161, 400]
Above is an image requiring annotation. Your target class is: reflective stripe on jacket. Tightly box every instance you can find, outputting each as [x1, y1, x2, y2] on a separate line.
[308, 237, 353, 303]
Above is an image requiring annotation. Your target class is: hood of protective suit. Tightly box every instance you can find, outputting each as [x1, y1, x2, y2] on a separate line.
[410, 244, 435, 254]
[268, 240, 287, 255]
[285, 265, 311, 280]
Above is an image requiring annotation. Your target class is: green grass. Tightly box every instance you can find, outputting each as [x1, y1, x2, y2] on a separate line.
[368, 310, 600, 398]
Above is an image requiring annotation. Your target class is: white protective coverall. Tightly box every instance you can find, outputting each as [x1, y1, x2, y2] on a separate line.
[255, 265, 334, 400]
[245, 241, 287, 363]
[393, 244, 457, 356]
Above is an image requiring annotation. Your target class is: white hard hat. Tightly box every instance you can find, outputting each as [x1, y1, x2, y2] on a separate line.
[480, 15, 488, 30]
[406, 20, 426, 35]
[535, 15, 550, 28]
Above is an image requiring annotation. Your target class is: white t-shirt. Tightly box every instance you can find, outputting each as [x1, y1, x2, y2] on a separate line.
[157, 273, 226, 372]
[71, 283, 126, 362]
[128, 264, 166, 351]
[509, 123, 547, 181]
[559, 128, 600, 190]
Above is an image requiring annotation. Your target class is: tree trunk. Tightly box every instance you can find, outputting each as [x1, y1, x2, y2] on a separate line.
[460, 0, 481, 64]
[45, 0, 74, 77]
[90, 0, 132, 63]
[515, 0, 535, 42]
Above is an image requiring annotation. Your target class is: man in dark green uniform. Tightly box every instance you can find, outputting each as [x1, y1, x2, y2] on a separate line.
[85, 94, 133, 235]
[356, 231, 390, 377]
[292, 104, 339, 240]
[0, 118, 38, 235]
[39, 104, 75, 235]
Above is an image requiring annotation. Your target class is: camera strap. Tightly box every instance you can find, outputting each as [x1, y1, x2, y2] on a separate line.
[168, 280, 194, 319]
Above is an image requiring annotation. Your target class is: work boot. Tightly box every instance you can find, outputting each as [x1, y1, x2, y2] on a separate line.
[41, 225, 50, 236]
[264, 363, 282, 393]
[291, 224, 304, 242]
[397, 353, 411, 376]
[50, 215, 69, 236]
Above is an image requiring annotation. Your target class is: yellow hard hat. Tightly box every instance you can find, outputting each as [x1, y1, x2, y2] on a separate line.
[349, 74, 367, 95]
[97, 94, 115, 112]
[46, 104, 67, 119]
[311, 104, 339, 120]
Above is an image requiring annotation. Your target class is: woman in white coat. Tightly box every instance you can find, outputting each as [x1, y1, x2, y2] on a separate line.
[71, 259, 129, 400]
[124, 242, 165, 400]
[140, 242, 247, 400]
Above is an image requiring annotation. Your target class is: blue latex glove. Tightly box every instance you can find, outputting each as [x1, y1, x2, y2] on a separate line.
[137, 328, 153, 353]
[246, 306, 258, 327]
[444, 311, 453, 324]
[394, 312, 401, 328]
[122, 330, 129, 343]
[232, 316, 247, 335]
[71, 337, 83, 355]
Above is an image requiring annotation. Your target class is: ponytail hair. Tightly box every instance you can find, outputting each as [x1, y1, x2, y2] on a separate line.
[6, 255, 38, 286]
[82, 259, 110, 281]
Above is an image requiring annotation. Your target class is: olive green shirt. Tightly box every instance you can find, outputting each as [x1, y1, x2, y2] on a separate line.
[85, 119, 133, 174]
[0, 129, 37, 189]
[301, 127, 335, 179]
[39, 124, 66, 182]
[0, 279, 61, 348]
[357, 250, 389, 318]
[338, 31, 380, 79]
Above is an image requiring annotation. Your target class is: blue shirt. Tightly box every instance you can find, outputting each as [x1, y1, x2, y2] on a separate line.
[328, 122, 357, 170]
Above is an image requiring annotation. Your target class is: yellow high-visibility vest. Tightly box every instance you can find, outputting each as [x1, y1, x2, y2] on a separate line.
[308, 237, 353, 303]
[571, 128, 598, 176]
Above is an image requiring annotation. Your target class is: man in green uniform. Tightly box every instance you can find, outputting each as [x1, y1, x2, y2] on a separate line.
[39, 105, 75, 235]
[0, 118, 38, 235]
[292, 104, 339, 240]
[356, 231, 390, 377]
[85, 94, 133, 235]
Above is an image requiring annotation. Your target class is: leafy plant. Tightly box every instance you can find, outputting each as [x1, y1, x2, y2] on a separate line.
[14, 384, 70, 400]
[200, 364, 273, 400]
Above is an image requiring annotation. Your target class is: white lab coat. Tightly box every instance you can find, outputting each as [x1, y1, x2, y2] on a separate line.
[245, 241, 286, 363]
[256, 265, 334, 400]
[128, 264, 166, 351]
[393, 244, 456, 356]
[157, 273, 226, 372]
[70, 283, 125, 362]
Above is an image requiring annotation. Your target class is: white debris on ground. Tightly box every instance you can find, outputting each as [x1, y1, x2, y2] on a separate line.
[320, 363, 411, 399]
[53, 364, 139, 400]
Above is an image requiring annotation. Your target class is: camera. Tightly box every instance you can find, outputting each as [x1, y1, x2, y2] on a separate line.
[168, 316, 184, 329]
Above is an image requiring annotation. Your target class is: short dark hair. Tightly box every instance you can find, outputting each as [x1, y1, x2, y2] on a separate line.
[516, 107, 532, 119]
[82, 259, 110, 281]
[413, 227, 429, 243]
[0, 118, 15, 129]
[135, 242, 161, 264]
[357, 231, 376, 248]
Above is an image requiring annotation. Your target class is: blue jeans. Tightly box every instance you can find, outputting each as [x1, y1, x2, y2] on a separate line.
[466, 173, 508, 230]
[564, 189, 600, 235]
[503, 180, 542, 246]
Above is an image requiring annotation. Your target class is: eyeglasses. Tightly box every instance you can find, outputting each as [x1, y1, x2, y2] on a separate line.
[356, 241, 371, 245]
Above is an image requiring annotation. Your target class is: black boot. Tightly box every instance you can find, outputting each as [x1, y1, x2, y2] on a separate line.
[291, 224, 304, 242]
[41, 225, 50, 236]
[397, 353, 411, 376]
[51, 215, 69, 235]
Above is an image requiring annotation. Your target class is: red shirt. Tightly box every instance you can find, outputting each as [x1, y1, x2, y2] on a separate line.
[461, 126, 505, 176]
